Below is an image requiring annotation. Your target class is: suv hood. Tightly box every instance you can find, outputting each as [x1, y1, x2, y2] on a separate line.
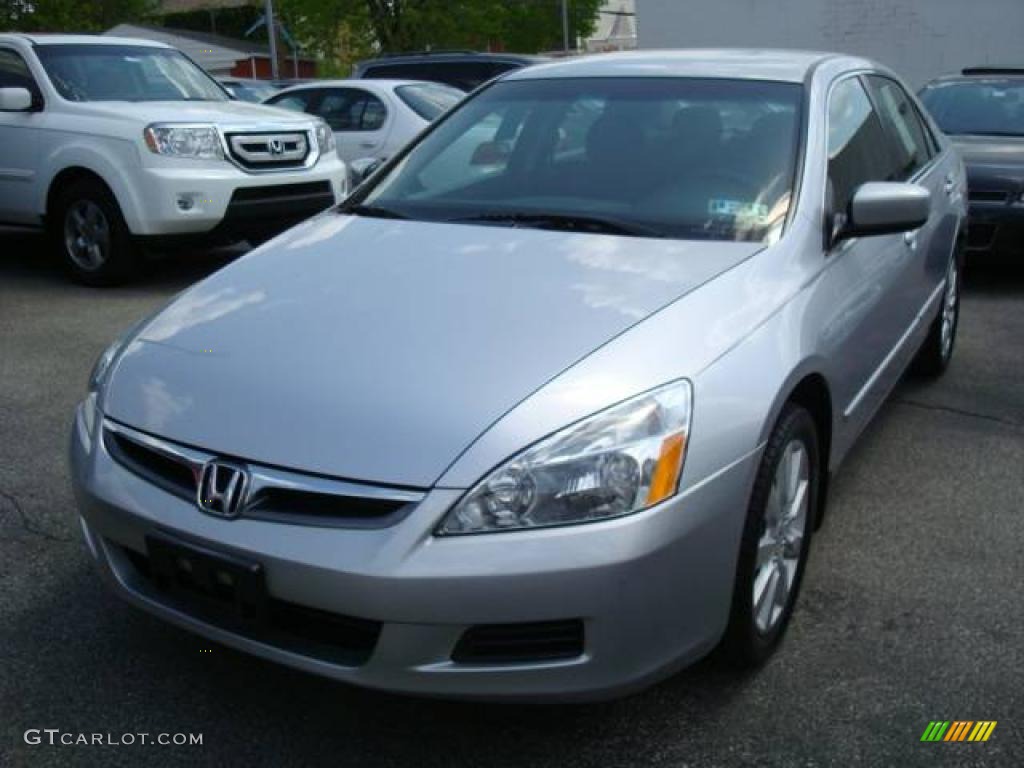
[104, 214, 761, 487]
[70, 100, 315, 128]
[951, 135, 1024, 167]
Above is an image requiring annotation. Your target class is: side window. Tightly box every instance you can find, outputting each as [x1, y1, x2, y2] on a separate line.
[0, 48, 41, 104]
[827, 77, 895, 215]
[317, 88, 387, 132]
[865, 75, 933, 179]
[268, 89, 318, 114]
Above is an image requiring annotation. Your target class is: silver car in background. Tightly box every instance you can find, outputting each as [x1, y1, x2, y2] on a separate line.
[70, 50, 966, 700]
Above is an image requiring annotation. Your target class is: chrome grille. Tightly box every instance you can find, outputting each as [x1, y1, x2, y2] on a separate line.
[226, 131, 310, 170]
[102, 420, 422, 528]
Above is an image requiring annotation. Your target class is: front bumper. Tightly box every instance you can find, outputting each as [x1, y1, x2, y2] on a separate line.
[966, 199, 1024, 260]
[70, 406, 756, 700]
[128, 155, 347, 238]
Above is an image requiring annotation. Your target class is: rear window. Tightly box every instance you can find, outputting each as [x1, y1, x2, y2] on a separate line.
[395, 83, 463, 121]
[362, 61, 518, 91]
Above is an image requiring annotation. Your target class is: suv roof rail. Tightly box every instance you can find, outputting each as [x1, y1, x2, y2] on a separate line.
[961, 67, 1024, 77]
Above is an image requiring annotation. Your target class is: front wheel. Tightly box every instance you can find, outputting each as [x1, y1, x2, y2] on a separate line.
[52, 179, 138, 286]
[721, 404, 819, 666]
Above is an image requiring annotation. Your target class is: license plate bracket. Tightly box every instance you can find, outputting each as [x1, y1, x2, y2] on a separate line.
[146, 534, 267, 625]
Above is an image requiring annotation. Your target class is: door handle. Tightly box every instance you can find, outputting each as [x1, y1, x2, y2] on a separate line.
[359, 141, 375, 148]
[903, 231, 918, 250]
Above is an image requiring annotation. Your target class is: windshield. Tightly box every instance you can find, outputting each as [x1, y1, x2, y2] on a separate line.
[353, 77, 803, 242]
[395, 82, 464, 121]
[920, 79, 1024, 137]
[36, 45, 228, 103]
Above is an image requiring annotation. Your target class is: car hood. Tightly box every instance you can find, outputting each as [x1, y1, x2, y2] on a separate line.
[69, 99, 314, 128]
[951, 135, 1024, 168]
[104, 214, 761, 487]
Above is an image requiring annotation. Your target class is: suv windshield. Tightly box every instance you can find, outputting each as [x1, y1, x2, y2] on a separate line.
[920, 79, 1024, 137]
[36, 45, 227, 103]
[353, 77, 803, 242]
[395, 83, 463, 121]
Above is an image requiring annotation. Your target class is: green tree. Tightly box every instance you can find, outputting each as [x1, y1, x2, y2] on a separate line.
[279, 0, 603, 75]
[2, 0, 158, 32]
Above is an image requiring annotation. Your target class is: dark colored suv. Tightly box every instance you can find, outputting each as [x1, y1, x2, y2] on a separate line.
[352, 51, 546, 92]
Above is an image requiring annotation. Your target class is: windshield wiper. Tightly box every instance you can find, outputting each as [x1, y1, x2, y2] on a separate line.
[345, 203, 409, 220]
[448, 212, 663, 238]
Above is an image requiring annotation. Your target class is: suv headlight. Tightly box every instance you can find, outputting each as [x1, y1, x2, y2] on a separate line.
[315, 121, 336, 154]
[144, 124, 223, 160]
[437, 380, 693, 535]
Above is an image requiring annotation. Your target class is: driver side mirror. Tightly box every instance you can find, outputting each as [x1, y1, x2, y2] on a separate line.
[831, 182, 931, 245]
[349, 157, 384, 188]
[0, 87, 33, 112]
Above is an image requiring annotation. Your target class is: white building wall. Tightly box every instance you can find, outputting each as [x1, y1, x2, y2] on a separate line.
[636, 0, 1024, 87]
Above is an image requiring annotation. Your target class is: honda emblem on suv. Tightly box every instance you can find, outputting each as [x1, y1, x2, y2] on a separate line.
[268, 138, 285, 156]
[197, 461, 249, 518]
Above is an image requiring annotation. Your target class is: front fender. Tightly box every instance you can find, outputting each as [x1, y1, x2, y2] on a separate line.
[38, 137, 145, 233]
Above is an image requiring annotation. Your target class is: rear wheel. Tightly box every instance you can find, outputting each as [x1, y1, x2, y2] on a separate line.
[913, 251, 961, 377]
[722, 404, 819, 666]
[52, 179, 138, 286]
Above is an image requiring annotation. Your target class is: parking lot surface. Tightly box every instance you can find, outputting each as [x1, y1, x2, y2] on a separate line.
[1, 230, 1022, 767]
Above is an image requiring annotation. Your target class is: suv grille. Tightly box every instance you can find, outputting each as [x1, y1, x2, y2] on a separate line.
[226, 131, 310, 170]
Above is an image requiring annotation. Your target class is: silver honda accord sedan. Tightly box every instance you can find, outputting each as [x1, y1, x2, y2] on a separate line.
[70, 50, 966, 700]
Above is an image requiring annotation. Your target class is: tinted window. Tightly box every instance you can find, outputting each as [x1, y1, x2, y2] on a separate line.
[35, 45, 226, 102]
[356, 77, 804, 243]
[363, 61, 506, 91]
[316, 88, 387, 131]
[395, 83, 463, 120]
[0, 49, 38, 95]
[919, 79, 1024, 137]
[866, 76, 933, 179]
[827, 77, 895, 215]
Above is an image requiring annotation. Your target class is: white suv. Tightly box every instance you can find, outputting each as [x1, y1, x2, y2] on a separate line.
[0, 34, 347, 284]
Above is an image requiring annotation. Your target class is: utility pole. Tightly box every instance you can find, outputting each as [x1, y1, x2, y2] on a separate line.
[264, 0, 280, 81]
[562, 0, 570, 53]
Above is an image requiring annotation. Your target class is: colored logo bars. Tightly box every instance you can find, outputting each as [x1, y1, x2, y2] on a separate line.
[921, 721, 997, 742]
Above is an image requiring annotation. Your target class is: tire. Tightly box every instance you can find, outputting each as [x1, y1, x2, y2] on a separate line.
[721, 404, 819, 666]
[912, 248, 962, 377]
[50, 178, 138, 286]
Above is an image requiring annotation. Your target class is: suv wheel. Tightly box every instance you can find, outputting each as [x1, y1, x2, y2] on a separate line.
[52, 179, 138, 286]
[722, 404, 819, 666]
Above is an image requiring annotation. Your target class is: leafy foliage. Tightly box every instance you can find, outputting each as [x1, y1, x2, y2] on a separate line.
[1, 0, 159, 32]
[279, 0, 604, 74]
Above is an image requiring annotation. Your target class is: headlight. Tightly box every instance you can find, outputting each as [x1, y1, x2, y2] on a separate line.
[82, 339, 122, 436]
[437, 379, 693, 535]
[315, 122, 336, 154]
[144, 124, 223, 160]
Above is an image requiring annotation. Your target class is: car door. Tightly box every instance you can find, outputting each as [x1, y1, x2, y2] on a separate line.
[0, 47, 43, 225]
[864, 74, 959, 307]
[314, 87, 392, 163]
[817, 75, 922, 443]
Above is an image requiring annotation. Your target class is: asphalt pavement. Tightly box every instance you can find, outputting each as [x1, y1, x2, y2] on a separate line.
[1, 230, 1022, 767]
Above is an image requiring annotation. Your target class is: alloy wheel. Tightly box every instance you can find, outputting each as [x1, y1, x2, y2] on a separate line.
[940, 258, 959, 360]
[64, 200, 111, 272]
[752, 439, 810, 633]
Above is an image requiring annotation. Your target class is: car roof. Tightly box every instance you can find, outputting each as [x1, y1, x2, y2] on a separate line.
[274, 79, 454, 94]
[357, 51, 545, 67]
[503, 49, 869, 84]
[0, 32, 170, 48]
